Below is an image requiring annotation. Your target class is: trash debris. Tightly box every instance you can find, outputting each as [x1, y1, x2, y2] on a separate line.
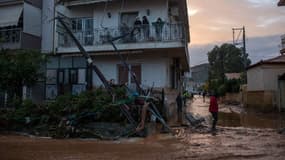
[278, 128, 285, 134]
[185, 113, 205, 127]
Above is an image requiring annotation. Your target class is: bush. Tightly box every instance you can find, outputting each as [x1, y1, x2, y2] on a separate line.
[217, 84, 226, 97]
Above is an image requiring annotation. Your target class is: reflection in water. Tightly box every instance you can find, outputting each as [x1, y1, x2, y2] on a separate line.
[218, 110, 285, 129]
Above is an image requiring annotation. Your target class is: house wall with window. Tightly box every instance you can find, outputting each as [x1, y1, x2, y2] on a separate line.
[91, 55, 170, 88]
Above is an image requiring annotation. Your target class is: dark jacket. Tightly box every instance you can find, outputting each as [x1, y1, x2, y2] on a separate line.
[176, 94, 183, 111]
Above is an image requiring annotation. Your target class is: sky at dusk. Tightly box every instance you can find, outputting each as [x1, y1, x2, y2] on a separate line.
[187, 0, 285, 66]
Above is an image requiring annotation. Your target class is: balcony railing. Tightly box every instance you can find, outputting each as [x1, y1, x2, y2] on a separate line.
[58, 23, 184, 48]
[0, 28, 21, 44]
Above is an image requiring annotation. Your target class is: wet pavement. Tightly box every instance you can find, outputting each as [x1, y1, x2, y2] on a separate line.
[1, 96, 285, 160]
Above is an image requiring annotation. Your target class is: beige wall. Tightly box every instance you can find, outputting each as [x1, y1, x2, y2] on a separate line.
[247, 67, 264, 91]
[262, 65, 285, 91]
[247, 64, 285, 110]
[247, 91, 277, 111]
[247, 64, 285, 91]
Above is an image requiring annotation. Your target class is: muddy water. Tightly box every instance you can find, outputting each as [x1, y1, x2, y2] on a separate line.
[1, 127, 285, 160]
[188, 96, 285, 129]
[218, 111, 285, 129]
[1, 97, 285, 160]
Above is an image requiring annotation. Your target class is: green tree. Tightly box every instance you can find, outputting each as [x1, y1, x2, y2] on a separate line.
[208, 43, 250, 80]
[0, 49, 46, 100]
[207, 43, 251, 95]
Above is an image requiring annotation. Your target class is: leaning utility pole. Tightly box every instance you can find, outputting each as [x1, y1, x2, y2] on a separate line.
[232, 26, 247, 70]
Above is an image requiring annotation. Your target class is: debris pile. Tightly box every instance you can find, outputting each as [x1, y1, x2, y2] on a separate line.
[0, 87, 166, 139]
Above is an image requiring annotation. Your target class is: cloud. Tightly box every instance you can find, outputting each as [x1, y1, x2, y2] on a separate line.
[188, 0, 285, 45]
[247, 0, 277, 7]
[257, 16, 285, 27]
[189, 35, 282, 67]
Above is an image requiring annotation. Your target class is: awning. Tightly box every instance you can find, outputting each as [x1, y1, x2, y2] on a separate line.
[0, 4, 23, 28]
[67, 0, 111, 6]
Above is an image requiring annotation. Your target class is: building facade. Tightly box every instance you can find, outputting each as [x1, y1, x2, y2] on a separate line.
[0, 0, 43, 106]
[246, 55, 285, 111]
[42, 0, 190, 100]
[185, 63, 209, 93]
[0, 0, 42, 50]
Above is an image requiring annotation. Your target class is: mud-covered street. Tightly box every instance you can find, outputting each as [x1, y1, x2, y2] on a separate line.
[1, 96, 285, 160]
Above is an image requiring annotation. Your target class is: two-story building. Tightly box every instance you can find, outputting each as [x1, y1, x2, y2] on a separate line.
[0, 0, 42, 50]
[0, 0, 43, 106]
[42, 0, 190, 100]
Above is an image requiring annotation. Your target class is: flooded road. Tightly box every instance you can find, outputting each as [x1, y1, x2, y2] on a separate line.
[1, 96, 285, 160]
[188, 96, 285, 129]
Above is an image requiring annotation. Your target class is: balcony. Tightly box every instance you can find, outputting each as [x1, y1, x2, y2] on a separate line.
[0, 28, 21, 49]
[57, 23, 185, 53]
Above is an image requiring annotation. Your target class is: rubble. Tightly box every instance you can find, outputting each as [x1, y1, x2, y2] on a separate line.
[278, 128, 285, 134]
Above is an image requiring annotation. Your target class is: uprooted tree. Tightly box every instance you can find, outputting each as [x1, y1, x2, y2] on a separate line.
[207, 43, 251, 96]
[0, 49, 46, 103]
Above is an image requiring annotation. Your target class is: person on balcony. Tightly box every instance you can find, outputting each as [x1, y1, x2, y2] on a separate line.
[142, 16, 150, 40]
[153, 18, 165, 41]
[132, 17, 142, 41]
[120, 23, 130, 42]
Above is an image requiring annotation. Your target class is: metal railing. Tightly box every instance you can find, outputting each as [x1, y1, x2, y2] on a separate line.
[58, 23, 184, 47]
[0, 28, 21, 44]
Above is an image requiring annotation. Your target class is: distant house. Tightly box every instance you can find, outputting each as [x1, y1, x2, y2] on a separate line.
[185, 63, 209, 93]
[246, 55, 285, 111]
[225, 73, 241, 80]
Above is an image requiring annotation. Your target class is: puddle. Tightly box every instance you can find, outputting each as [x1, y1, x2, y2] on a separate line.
[218, 111, 285, 129]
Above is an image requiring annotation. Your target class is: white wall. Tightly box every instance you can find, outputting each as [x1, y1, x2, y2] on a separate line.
[247, 67, 264, 91]
[92, 59, 118, 86]
[247, 65, 285, 91]
[142, 58, 169, 88]
[92, 56, 170, 88]
[41, 0, 54, 53]
[68, 5, 94, 18]
[59, 0, 168, 29]
[263, 65, 285, 91]
[23, 3, 42, 37]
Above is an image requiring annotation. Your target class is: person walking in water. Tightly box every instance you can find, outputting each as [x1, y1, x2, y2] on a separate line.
[209, 92, 218, 134]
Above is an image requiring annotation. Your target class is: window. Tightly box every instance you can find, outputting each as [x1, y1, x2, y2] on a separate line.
[71, 19, 83, 32]
[70, 69, 78, 84]
[71, 18, 93, 32]
[71, 18, 94, 45]
[118, 65, 129, 85]
[120, 12, 138, 28]
[118, 64, 141, 85]
[131, 65, 141, 84]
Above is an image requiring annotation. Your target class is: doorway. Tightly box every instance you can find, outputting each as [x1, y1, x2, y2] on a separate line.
[279, 73, 285, 111]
